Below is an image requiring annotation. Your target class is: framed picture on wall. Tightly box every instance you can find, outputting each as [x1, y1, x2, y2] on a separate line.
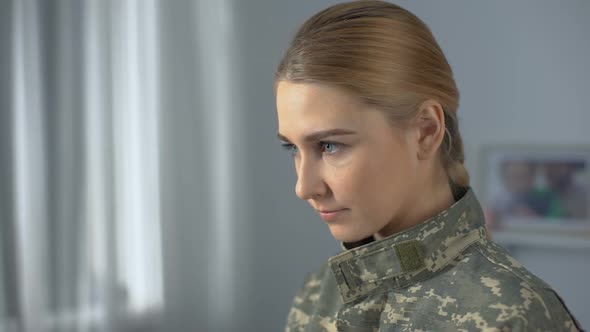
[479, 144, 590, 236]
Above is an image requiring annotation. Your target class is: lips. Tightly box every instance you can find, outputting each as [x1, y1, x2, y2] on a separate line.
[318, 208, 346, 213]
[317, 208, 349, 222]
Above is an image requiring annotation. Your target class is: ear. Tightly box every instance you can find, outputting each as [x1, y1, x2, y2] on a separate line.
[413, 100, 446, 160]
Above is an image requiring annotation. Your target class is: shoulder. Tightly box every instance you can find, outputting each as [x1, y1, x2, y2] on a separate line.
[292, 262, 331, 303]
[401, 239, 582, 331]
[284, 262, 337, 331]
[373, 241, 582, 331]
[470, 239, 552, 290]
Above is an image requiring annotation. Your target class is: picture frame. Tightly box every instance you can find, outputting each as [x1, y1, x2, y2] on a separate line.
[479, 144, 590, 237]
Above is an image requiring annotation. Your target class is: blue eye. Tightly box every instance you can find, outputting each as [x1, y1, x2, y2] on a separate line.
[321, 142, 341, 154]
[281, 142, 342, 157]
[281, 143, 299, 156]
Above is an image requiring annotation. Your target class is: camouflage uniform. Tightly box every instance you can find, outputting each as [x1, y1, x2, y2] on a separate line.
[285, 188, 583, 331]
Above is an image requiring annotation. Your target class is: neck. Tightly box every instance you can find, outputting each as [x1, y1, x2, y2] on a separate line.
[374, 169, 455, 240]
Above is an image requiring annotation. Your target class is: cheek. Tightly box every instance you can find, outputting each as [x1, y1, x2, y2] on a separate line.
[326, 141, 415, 206]
[348, 148, 414, 212]
[331, 153, 393, 204]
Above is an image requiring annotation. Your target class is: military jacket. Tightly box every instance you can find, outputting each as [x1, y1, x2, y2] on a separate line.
[285, 189, 583, 331]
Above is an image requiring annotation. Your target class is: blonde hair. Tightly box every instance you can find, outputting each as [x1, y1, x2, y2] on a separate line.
[275, 0, 469, 187]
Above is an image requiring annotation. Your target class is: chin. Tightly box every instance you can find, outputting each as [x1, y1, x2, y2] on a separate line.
[328, 224, 373, 244]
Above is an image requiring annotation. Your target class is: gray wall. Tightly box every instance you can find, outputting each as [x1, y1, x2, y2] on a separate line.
[0, 0, 13, 322]
[0, 0, 18, 325]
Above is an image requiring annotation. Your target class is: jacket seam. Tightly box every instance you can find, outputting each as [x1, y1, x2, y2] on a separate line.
[473, 242, 563, 331]
[473, 241, 551, 291]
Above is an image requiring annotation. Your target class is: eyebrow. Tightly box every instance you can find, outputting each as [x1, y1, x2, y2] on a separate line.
[277, 128, 358, 143]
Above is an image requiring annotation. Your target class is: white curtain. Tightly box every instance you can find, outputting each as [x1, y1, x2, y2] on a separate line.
[5, 0, 164, 330]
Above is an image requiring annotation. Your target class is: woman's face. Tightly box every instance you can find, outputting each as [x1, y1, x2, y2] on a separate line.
[276, 81, 422, 243]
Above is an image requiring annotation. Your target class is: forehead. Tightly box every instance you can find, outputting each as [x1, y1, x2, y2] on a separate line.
[276, 82, 367, 134]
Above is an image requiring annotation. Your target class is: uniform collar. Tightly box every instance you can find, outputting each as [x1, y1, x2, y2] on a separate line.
[328, 188, 488, 304]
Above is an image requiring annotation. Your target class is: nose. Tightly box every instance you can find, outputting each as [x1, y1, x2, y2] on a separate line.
[295, 157, 326, 200]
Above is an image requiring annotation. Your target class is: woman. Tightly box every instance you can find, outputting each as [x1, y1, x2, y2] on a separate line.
[274, 1, 582, 331]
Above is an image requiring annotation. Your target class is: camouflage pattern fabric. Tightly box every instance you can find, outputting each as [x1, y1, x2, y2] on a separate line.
[285, 189, 583, 331]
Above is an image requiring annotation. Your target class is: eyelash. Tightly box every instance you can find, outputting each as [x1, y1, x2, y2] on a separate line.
[281, 142, 342, 157]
